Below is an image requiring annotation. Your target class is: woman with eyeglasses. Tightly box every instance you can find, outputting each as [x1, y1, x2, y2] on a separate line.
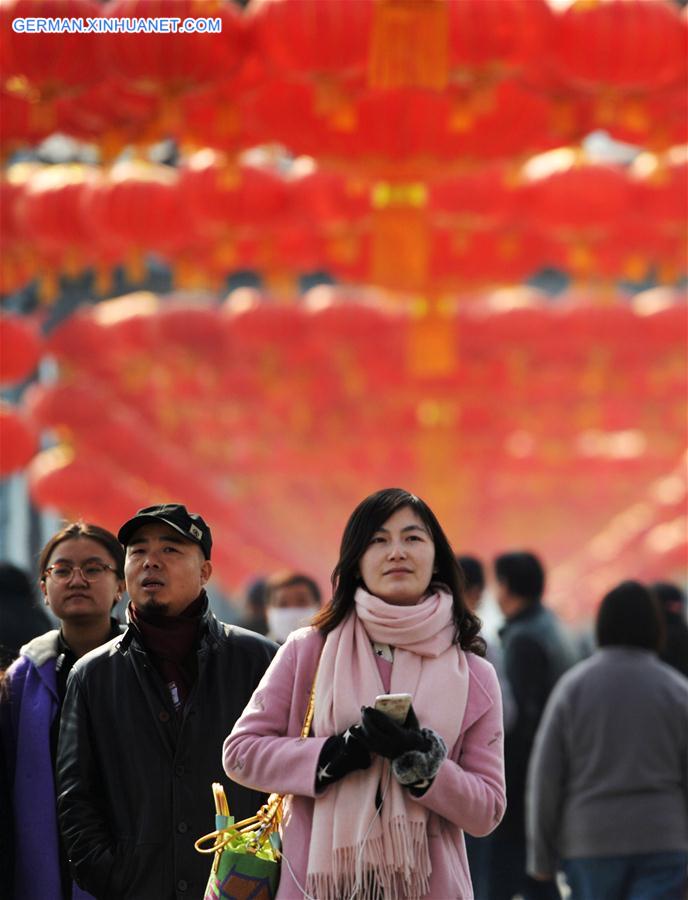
[224, 488, 506, 899]
[0, 522, 124, 900]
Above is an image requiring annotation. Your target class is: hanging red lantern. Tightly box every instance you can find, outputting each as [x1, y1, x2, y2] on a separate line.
[0, 89, 54, 151]
[594, 84, 688, 152]
[28, 448, 143, 528]
[0, 316, 41, 385]
[0, 0, 105, 95]
[525, 163, 635, 278]
[53, 78, 162, 154]
[553, 0, 687, 92]
[82, 160, 189, 268]
[104, 0, 247, 93]
[250, 0, 370, 83]
[180, 77, 261, 154]
[179, 152, 288, 240]
[428, 164, 523, 227]
[0, 164, 40, 297]
[0, 402, 38, 475]
[16, 164, 101, 277]
[448, 0, 554, 83]
[619, 155, 688, 282]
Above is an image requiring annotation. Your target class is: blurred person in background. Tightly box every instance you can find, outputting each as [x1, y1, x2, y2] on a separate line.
[458, 554, 517, 899]
[56, 504, 277, 900]
[238, 575, 269, 635]
[458, 555, 516, 731]
[652, 581, 688, 679]
[527, 580, 688, 900]
[486, 550, 576, 900]
[1, 522, 125, 900]
[0, 561, 53, 670]
[265, 569, 322, 644]
[224, 488, 505, 900]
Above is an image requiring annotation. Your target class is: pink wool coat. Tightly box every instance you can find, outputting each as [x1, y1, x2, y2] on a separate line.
[223, 626, 506, 900]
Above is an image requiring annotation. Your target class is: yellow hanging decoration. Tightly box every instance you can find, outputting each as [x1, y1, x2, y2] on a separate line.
[407, 297, 456, 378]
[369, 0, 450, 91]
[370, 182, 429, 292]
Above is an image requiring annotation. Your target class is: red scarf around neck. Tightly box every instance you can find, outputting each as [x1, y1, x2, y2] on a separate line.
[129, 592, 206, 710]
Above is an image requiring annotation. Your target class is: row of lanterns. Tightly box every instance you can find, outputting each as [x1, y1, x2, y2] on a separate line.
[3, 294, 684, 593]
[2, 150, 686, 298]
[2, 0, 686, 160]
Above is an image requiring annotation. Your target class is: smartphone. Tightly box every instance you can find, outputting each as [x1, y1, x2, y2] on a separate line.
[374, 693, 412, 724]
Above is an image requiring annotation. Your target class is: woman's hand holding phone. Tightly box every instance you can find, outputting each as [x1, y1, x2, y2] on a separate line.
[359, 704, 429, 759]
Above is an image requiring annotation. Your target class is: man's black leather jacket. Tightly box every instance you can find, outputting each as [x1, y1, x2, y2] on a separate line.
[57, 605, 277, 899]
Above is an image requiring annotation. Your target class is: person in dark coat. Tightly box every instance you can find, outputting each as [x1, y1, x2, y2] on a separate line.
[2, 522, 125, 900]
[485, 551, 576, 900]
[56, 504, 277, 900]
[0, 562, 52, 669]
[652, 581, 688, 679]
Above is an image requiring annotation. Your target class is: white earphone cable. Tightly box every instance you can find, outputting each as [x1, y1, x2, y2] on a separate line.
[280, 764, 393, 900]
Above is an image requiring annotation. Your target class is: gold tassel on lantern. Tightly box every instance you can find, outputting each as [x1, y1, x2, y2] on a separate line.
[407, 297, 456, 378]
[369, 0, 450, 91]
[370, 182, 429, 292]
[37, 271, 61, 306]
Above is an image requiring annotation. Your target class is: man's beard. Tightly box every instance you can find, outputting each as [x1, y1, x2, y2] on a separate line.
[137, 596, 170, 616]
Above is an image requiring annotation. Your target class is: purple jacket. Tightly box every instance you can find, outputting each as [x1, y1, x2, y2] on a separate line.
[1, 631, 93, 900]
[224, 627, 506, 900]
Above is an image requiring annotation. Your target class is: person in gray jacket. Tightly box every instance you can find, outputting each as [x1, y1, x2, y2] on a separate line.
[526, 580, 688, 900]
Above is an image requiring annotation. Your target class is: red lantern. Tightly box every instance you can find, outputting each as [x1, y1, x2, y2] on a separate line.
[28, 449, 143, 528]
[0, 164, 40, 296]
[16, 164, 101, 276]
[594, 84, 688, 152]
[179, 152, 288, 238]
[0, 316, 41, 385]
[618, 157, 688, 282]
[448, 0, 554, 81]
[429, 164, 523, 226]
[104, 0, 246, 92]
[82, 160, 188, 263]
[0, 403, 38, 475]
[0, 89, 54, 150]
[525, 163, 635, 277]
[0, 0, 105, 94]
[53, 78, 162, 152]
[553, 0, 687, 92]
[250, 0, 370, 82]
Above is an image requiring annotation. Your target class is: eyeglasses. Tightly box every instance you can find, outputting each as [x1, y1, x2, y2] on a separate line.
[44, 563, 118, 583]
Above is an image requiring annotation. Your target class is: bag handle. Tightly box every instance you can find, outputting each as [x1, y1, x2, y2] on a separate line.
[195, 652, 321, 857]
[300, 656, 319, 738]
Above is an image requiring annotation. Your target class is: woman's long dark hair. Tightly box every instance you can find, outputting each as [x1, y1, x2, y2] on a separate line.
[312, 488, 485, 656]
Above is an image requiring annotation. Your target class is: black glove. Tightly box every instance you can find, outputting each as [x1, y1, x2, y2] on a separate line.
[360, 705, 447, 797]
[315, 724, 371, 791]
[359, 705, 429, 759]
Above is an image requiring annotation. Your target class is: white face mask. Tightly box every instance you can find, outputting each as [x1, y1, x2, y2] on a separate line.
[266, 606, 318, 644]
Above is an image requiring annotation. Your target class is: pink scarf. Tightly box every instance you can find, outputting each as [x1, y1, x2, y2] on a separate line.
[306, 587, 469, 900]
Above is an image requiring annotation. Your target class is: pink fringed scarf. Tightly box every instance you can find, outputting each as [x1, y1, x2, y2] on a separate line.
[306, 587, 469, 900]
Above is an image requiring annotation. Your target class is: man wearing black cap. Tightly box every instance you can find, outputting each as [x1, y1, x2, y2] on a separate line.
[56, 504, 277, 900]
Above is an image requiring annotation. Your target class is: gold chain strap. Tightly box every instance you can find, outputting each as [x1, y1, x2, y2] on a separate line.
[195, 657, 320, 860]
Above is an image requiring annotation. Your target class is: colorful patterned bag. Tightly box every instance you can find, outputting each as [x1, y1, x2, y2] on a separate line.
[195, 786, 283, 900]
[195, 668, 318, 900]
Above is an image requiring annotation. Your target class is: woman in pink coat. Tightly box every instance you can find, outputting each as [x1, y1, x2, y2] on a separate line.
[224, 488, 506, 899]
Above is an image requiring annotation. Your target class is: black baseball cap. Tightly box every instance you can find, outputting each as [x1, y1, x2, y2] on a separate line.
[118, 504, 212, 559]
